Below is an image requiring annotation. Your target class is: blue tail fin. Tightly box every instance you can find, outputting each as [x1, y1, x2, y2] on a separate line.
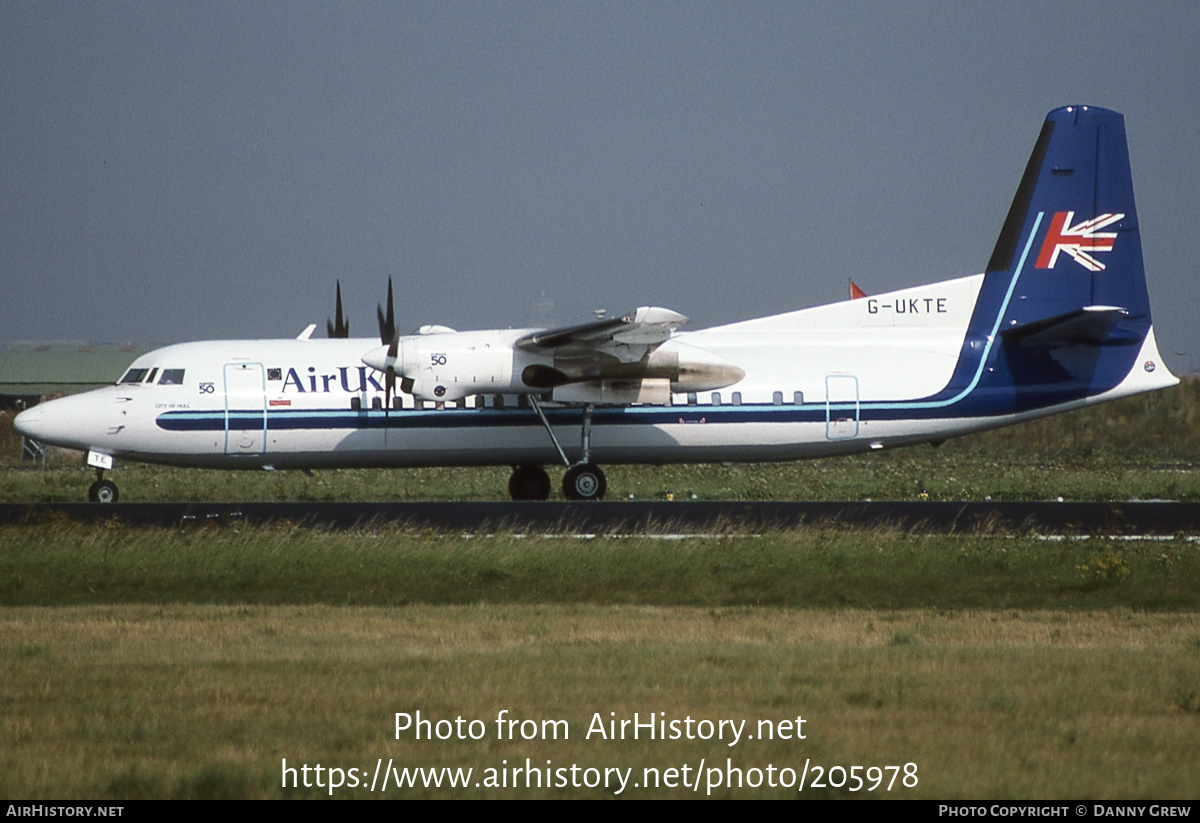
[959, 106, 1170, 410]
[986, 105, 1149, 331]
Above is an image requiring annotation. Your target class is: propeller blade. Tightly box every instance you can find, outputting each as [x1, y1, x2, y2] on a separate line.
[370, 278, 398, 413]
[376, 277, 396, 346]
[326, 280, 350, 338]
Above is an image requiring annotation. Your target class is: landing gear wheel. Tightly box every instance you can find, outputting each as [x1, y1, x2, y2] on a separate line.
[88, 478, 119, 504]
[562, 463, 606, 501]
[508, 465, 551, 501]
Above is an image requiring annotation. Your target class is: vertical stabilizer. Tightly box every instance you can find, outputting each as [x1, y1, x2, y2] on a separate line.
[986, 105, 1149, 327]
[952, 106, 1174, 410]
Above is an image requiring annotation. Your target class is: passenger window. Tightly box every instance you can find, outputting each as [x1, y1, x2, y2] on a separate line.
[794, 391, 804, 405]
[732, 392, 742, 406]
[119, 368, 149, 384]
[773, 391, 783, 405]
[158, 369, 186, 385]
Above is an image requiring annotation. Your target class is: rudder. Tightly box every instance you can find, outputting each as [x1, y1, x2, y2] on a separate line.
[956, 106, 1171, 410]
[986, 105, 1150, 331]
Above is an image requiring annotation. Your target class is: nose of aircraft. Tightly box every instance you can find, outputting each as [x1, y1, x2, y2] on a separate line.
[13, 405, 47, 441]
[12, 391, 113, 450]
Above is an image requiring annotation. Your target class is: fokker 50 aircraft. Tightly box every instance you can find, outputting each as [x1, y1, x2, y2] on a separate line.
[15, 106, 1178, 502]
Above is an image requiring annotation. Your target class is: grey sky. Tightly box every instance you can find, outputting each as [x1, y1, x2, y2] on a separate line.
[3, 3, 1199, 370]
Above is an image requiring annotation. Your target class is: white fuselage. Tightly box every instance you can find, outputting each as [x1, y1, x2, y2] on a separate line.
[13, 273, 1177, 472]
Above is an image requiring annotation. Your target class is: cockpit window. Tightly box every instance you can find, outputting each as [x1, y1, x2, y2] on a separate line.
[158, 369, 186, 385]
[119, 368, 150, 384]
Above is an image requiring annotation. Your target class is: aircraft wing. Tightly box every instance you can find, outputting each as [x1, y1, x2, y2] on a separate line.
[516, 307, 687, 363]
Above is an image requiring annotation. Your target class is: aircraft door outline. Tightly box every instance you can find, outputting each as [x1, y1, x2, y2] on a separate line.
[224, 362, 267, 455]
[825, 374, 860, 440]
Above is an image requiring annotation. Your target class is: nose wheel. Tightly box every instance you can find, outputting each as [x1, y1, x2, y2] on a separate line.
[87, 473, 119, 504]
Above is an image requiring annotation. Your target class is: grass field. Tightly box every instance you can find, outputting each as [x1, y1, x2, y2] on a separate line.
[2, 385, 1199, 798]
[1, 524, 1198, 799]
[3, 524, 1199, 610]
[3, 604, 1198, 799]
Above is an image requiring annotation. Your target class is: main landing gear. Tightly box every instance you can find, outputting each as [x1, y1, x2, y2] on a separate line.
[506, 399, 607, 501]
[509, 464, 551, 501]
[87, 469, 119, 504]
[562, 462, 606, 501]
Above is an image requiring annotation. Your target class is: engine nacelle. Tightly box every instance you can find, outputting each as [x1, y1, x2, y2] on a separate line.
[362, 331, 743, 404]
[553, 378, 672, 405]
[399, 331, 529, 402]
[546, 340, 744, 395]
[659, 341, 746, 393]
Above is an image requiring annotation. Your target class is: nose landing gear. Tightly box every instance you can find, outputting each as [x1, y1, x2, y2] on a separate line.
[87, 470, 119, 504]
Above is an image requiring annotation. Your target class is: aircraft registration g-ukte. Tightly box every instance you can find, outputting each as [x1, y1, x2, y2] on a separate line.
[15, 106, 1178, 503]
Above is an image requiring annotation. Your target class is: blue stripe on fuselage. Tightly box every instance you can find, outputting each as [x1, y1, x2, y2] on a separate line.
[153, 392, 1074, 434]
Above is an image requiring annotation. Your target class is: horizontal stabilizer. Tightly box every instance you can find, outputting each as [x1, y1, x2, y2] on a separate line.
[999, 306, 1130, 347]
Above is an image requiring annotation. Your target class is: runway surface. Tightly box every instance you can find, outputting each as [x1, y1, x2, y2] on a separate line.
[3, 500, 1200, 534]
